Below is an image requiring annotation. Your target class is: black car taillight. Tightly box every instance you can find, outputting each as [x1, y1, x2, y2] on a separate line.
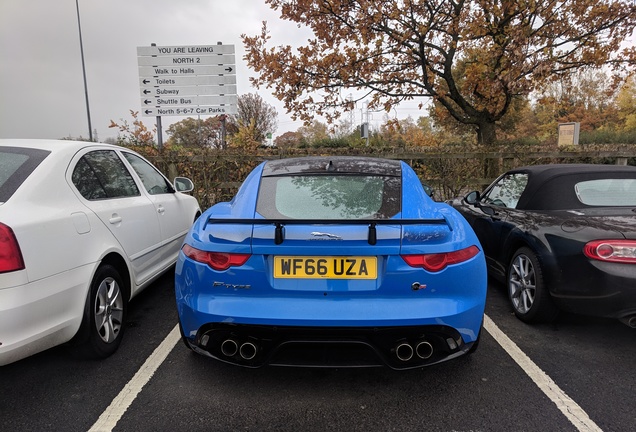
[402, 245, 480, 272]
[182, 244, 250, 271]
[0, 222, 25, 273]
[583, 240, 636, 264]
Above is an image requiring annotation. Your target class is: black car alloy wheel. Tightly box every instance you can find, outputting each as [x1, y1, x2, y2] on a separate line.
[507, 247, 558, 323]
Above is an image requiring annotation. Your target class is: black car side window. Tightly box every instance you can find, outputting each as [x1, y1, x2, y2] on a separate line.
[483, 173, 528, 209]
[72, 150, 140, 200]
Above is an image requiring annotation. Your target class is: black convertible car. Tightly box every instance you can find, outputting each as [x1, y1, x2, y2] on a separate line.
[450, 164, 636, 327]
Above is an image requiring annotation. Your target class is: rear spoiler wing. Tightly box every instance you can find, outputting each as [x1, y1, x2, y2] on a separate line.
[205, 217, 451, 245]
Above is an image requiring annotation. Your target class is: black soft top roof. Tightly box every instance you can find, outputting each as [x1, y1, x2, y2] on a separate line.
[262, 156, 401, 177]
[509, 164, 636, 210]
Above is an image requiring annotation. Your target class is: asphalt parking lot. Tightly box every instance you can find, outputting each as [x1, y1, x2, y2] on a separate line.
[1, 270, 634, 432]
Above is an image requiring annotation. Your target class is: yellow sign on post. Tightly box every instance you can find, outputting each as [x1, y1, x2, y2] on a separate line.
[558, 122, 580, 146]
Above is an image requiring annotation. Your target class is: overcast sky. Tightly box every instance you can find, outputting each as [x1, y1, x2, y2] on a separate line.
[0, 0, 425, 143]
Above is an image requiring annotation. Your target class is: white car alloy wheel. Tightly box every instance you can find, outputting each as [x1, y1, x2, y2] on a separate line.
[80, 264, 128, 358]
[94, 275, 124, 344]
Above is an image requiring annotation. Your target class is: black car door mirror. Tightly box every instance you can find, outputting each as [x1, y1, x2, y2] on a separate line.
[464, 191, 480, 204]
[422, 183, 434, 198]
[465, 190, 497, 217]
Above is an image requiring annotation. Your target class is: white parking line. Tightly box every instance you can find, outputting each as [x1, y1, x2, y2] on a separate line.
[484, 315, 602, 432]
[89, 317, 603, 432]
[88, 324, 181, 432]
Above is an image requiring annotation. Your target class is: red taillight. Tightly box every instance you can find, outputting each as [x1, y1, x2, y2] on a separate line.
[402, 245, 480, 272]
[583, 240, 636, 264]
[0, 223, 25, 273]
[182, 244, 250, 271]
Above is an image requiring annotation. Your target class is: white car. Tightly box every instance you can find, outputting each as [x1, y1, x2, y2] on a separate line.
[0, 139, 200, 366]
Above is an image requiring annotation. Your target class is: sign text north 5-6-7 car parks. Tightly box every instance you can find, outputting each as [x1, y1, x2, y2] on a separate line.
[137, 44, 237, 117]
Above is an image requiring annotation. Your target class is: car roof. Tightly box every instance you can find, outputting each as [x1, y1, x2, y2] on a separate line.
[511, 163, 636, 177]
[509, 164, 636, 210]
[262, 156, 401, 177]
[0, 138, 123, 153]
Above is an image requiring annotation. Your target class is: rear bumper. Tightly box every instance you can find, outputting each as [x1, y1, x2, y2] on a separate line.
[176, 246, 487, 368]
[184, 323, 478, 369]
[549, 260, 636, 319]
[0, 265, 93, 366]
[177, 293, 485, 368]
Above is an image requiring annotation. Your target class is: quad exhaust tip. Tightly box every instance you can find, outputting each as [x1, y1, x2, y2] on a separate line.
[415, 341, 434, 359]
[395, 343, 414, 361]
[220, 339, 239, 357]
[619, 315, 636, 328]
[239, 342, 257, 360]
[395, 340, 434, 362]
[220, 339, 258, 360]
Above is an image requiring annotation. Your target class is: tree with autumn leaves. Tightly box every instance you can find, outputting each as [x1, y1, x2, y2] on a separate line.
[228, 92, 278, 149]
[110, 93, 278, 150]
[243, 0, 636, 153]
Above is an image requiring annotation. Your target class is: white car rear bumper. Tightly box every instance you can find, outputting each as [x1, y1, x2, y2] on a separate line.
[0, 264, 95, 366]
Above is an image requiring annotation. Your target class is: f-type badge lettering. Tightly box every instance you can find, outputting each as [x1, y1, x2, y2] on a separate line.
[310, 232, 342, 240]
[213, 281, 251, 290]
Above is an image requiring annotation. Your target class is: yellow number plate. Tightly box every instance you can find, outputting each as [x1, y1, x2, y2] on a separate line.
[274, 256, 377, 279]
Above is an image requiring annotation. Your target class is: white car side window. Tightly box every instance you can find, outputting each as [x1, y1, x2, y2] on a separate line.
[72, 150, 140, 200]
[123, 153, 173, 195]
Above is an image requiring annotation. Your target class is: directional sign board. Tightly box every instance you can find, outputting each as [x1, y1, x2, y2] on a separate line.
[139, 75, 237, 87]
[140, 85, 238, 97]
[138, 54, 236, 66]
[137, 44, 238, 117]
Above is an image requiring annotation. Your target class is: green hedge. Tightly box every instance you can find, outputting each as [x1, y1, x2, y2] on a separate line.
[129, 143, 636, 209]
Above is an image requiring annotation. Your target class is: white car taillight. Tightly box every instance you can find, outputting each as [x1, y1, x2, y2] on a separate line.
[0, 222, 25, 273]
[583, 240, 636, 264]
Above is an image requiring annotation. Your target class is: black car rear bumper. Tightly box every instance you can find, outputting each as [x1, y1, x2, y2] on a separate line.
[550, 259, 636, 321]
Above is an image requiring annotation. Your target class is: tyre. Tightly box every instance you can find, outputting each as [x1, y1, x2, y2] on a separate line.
[507, 247, 559, 323]
[75, 265, 127, 359]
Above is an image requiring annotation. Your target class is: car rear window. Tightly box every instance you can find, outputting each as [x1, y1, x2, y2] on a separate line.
[575, 179, 636, 206]
[257, 175, 401, 219]
[0, 147, 50, 203]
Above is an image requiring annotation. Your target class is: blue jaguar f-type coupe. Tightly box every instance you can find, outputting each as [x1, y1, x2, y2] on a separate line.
[175, 156, 486, 369]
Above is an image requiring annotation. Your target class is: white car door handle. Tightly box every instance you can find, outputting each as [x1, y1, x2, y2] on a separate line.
[109, 215, 122, 224]
[157, 206, 165, 215]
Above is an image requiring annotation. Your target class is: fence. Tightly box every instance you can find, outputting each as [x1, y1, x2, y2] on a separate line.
[139, 145, 636, 209]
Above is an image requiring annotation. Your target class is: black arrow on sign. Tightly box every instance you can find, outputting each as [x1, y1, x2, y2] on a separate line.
[145, 110, 153, 114]
[225, 67, 233, 72]
[144, 99, 152, 104]
[143, 89, 151, 94]
[143, 79, 150, 84]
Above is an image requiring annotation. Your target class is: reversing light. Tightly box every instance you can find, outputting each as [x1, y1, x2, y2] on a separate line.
[182, 244, 250, 271]
[583, 240, 636, 264]
[0, 223, 25, 274]
[402, 245, 480, 272]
